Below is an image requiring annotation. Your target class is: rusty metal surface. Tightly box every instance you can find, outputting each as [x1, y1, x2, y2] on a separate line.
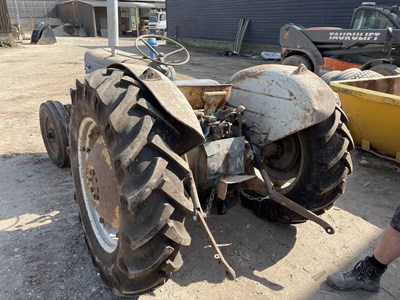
[217, 175, 255, 200]
[193, 137, 245, 192]
[86, 137, 120, 228]
[176, 84, 232, 114]
[342, 75, 400, 97]
[227, 64, 336, 146]
[107, 63, 205, 155]
[204, 137, 245, 179]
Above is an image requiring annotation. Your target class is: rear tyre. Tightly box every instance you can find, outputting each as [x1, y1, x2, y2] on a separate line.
[39, 100, 70, 167]
[69, 68, 193, 296]
[242, 106, 354, 223]
[352, 70, 383, 79]
[320, 70, 341, 84]
[281, 55, 312, 70]
[332, 68, 362, 81]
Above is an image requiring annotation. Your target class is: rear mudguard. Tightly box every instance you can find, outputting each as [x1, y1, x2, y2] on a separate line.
[226, 64, 337, 147]
[108, 63, 205, 155]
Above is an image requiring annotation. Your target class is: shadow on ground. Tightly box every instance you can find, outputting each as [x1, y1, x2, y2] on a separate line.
[335, 150, 400, 229]
[0, 153, 297, 299]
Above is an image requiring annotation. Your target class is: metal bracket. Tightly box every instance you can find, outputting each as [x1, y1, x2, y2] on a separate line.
[185, 155, 237, 280]
[217, 175, 256, 200]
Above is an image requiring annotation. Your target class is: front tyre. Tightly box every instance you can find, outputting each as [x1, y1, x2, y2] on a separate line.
[281, 55, 312, 70]
[39, 100, 70, 167]
[69, 68, 193, 296]
[243, 106, 354, 223]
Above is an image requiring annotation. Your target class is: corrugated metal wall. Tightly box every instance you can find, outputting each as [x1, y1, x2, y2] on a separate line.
[166, 0, 400, 45]
[7, 0, 58, 24]
[0, 0, 11, 35]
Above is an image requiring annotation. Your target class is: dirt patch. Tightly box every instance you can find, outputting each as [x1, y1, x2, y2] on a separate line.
[0, 37, 399, 300]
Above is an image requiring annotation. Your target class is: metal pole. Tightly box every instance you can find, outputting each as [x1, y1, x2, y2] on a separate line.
[12, 0, 21, 26]
[135, 7, 139, 37]
[43, 1, 48, 21]
[107, 0, 119, 56]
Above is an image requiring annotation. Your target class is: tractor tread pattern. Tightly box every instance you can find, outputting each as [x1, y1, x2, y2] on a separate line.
[69, 68, 193, 296]
[249, 106, 353, 223]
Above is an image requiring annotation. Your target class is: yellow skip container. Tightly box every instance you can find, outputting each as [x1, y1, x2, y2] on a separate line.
[330, 76, 400, 163]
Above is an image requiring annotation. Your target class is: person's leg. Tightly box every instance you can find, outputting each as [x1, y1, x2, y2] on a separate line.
[327, 205, 400, 292]
[374, 205, 400, 264]
[374, 225, 400, 265]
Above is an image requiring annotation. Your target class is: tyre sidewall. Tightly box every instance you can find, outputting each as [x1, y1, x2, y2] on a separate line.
[251, 107, 352, 223]
[39, 101, 69, 167]
[282, 55, 312, 70]
[69, 91, 118, 279]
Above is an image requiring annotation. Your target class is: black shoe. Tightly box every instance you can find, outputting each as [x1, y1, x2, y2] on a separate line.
[327, 257, 386, 292]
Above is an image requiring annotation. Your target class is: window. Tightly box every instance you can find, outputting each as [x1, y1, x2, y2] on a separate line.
[149, 15, 158, 23]
[351, 9, 394, 29]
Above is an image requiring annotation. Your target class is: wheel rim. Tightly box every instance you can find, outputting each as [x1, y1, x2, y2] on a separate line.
[78, 117, 118, 253]
[261, 134, 303, 194]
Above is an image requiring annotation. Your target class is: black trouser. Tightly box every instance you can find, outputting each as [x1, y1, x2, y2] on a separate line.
[390, 205, 400, 232]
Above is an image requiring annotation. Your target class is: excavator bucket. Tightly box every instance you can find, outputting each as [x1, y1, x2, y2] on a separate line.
[31, 23, 56, 45]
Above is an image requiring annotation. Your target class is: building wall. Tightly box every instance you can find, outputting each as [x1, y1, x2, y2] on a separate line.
[166, 0, 400, 46]
[7, 0, 58, 26]
[59, 1, 97, 36]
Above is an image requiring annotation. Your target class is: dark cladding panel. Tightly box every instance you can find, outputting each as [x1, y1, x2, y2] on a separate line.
[0, 0, 11, 35]
[78, 2, 96, 37]
[167, 0, 399, 45]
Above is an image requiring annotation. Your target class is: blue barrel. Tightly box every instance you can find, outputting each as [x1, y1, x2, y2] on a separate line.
[147, 37, 158, 59]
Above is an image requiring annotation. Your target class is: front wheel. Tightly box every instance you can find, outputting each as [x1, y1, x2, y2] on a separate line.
[39, 100, 70, 167]
[281, 55, 312, 70]
[242, 106, 354, 223]
[69, 68, 194, 296]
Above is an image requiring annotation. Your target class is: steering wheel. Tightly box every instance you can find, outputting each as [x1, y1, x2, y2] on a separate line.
[135, 34, 190, 66]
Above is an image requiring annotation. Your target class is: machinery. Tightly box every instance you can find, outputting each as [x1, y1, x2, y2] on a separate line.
[31, 22, 56, 45]
[39, 2, 354, 296]
[148, 10, 167, 35]
[280, 2, 400, 75]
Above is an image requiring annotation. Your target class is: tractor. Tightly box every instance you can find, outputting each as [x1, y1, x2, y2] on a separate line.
[39, 27, 353, 297]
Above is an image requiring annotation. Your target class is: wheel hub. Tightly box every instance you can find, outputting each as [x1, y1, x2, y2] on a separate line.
[45, 118, 58, 151]
[260, 134, 302, 192]
[85, 137, 120, 229]
[262, 137, 299, 172]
